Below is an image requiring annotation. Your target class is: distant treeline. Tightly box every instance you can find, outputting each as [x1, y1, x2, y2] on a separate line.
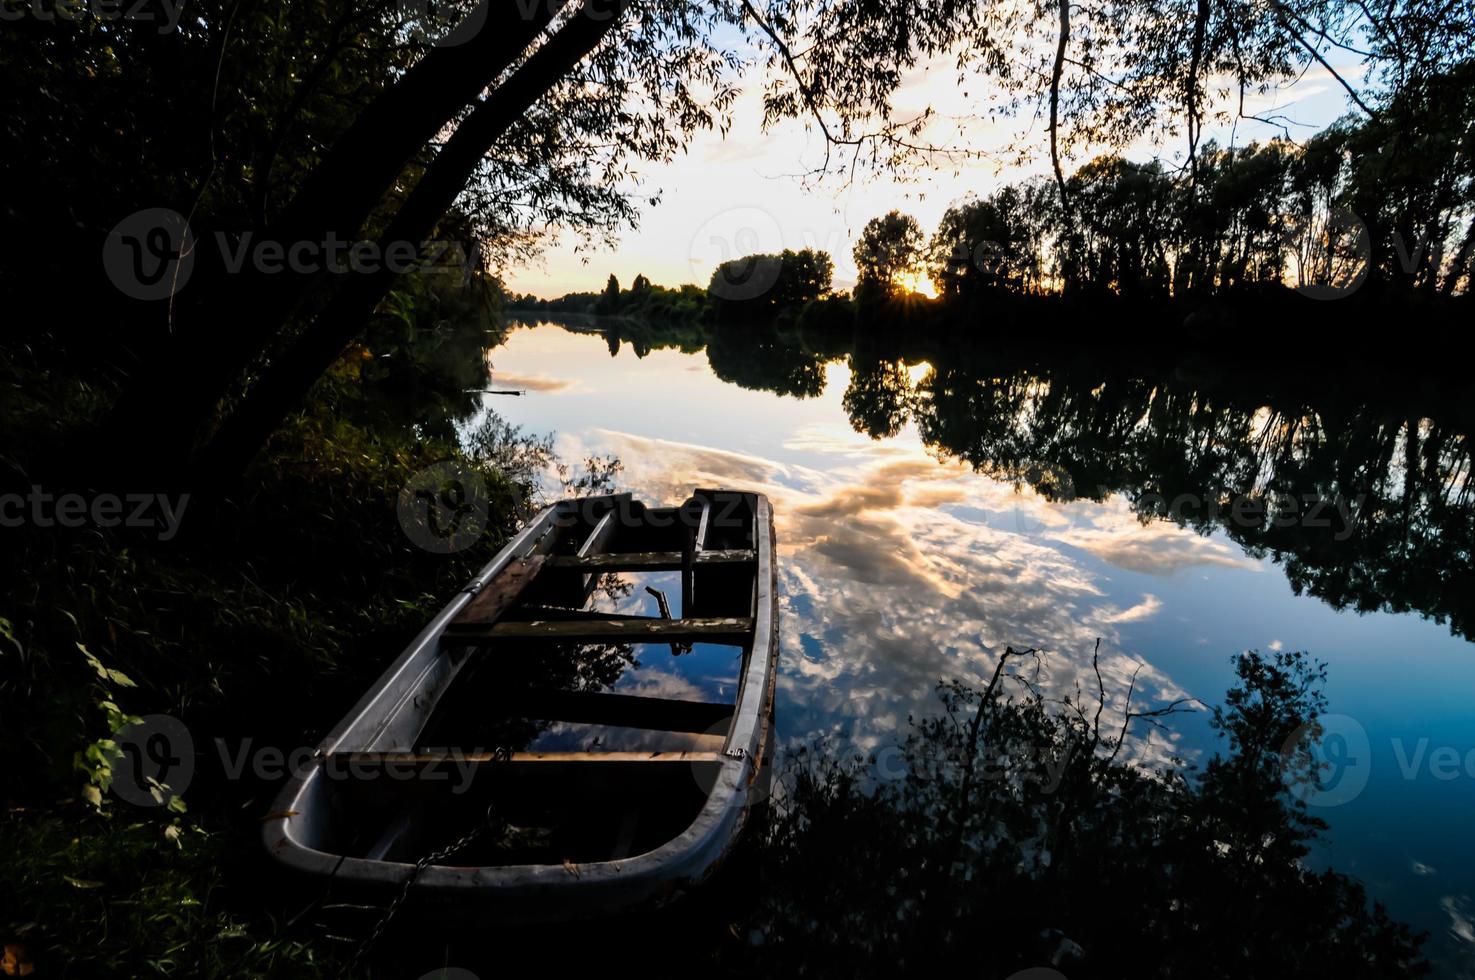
[514, 70, 1473, 324]
[506, 247, 840, 326]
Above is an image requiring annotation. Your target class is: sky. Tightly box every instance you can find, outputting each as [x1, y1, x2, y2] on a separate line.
[502, 46, 1366, 299]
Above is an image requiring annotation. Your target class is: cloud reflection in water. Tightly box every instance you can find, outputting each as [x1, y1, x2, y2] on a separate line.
[561, 428, 1255, 764]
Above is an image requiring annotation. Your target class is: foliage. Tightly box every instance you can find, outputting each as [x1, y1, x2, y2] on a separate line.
[928, 184, 1053, 297]
[0, 809, 332, 978]
[749, 0, 1474, 192]
[853, 210, 924, 294]
[737, 649, 1428, 977]
[0, 325, 621, 975]
[707, 247, 834, 322]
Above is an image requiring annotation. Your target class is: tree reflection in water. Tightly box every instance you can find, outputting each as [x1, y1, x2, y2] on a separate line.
[592, 314, 1473, 641]
[739, 648, 1427, 976]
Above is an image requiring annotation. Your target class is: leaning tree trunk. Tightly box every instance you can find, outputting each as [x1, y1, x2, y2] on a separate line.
[195, 1, 627, 488]
[102, 0, 569, 482]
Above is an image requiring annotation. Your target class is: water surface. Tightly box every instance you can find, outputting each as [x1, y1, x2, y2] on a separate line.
[475, 318, 1475, 973]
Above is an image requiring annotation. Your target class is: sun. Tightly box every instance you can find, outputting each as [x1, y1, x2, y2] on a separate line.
[898, 269, 938, 298]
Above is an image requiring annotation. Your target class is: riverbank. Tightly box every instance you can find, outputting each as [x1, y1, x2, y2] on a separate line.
[0, 336, 570, 974]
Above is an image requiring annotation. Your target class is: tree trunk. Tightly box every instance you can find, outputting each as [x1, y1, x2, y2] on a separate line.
[102, 0, 569, 481]
[1049, 0, 1071, 211]
[196, 0, 626, 487]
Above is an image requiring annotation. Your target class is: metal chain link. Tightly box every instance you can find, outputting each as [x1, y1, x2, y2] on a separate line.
[347, 803, 498, 976]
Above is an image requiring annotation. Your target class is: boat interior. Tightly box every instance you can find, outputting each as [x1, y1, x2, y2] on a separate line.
[296, 490, 766, 869]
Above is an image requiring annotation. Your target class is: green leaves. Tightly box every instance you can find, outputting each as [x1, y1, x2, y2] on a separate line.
[73, 643, 142, 813]
[79, 642, 136, 690]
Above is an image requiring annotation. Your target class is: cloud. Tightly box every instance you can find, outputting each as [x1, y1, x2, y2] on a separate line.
[1442, 894, 1475, 950]
[1057, 521, 1260, 575]
[782, 422, 922, 459]
[1097, 594, 1163, 625]
[488, 371, 575, 393]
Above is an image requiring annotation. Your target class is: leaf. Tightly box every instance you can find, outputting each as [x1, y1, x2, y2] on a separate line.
[3, 942, 36, 977]
[81, 785, 102, 809]
[64, 876, 104, 889]
[258, 809, 300, 822]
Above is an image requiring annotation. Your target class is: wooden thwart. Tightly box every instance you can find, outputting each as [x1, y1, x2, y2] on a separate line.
[443, 616, 754, 646]
[543, 549, 755, 572]
[521, 688, 733, 733]
[453, 555, 547, 626]
[326, 750, 723, 766]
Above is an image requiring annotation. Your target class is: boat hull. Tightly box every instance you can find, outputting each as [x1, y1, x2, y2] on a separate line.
[263, 490, 778, 922]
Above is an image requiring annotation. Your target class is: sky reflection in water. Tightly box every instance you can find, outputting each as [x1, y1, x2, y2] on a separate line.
[476, 321, 1475, 973]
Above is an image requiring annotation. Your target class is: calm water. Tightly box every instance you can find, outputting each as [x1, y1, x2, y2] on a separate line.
[475, 318, 1475, 973]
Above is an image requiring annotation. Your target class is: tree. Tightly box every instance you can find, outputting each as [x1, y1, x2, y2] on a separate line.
[595, 274, 622, 314]
[927, 186, 1051, 297]
[853, 211, 923, 296]
[1057, 156, 1175, 299]
[0, 0, 741, 486]
[707, 248, 832, 322]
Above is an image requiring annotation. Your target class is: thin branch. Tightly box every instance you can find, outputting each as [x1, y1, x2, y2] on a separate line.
[1268, 0, 1379, 117]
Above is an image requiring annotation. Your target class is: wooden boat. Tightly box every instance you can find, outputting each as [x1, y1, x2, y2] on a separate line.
[264, 489, 778, 921]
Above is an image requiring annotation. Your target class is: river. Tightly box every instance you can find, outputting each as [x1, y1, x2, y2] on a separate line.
[471, 316, 1475, 973]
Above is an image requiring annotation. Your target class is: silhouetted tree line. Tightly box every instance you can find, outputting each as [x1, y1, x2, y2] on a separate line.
[508, 273, 708, 326]
[863, 69, 1475, 305]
